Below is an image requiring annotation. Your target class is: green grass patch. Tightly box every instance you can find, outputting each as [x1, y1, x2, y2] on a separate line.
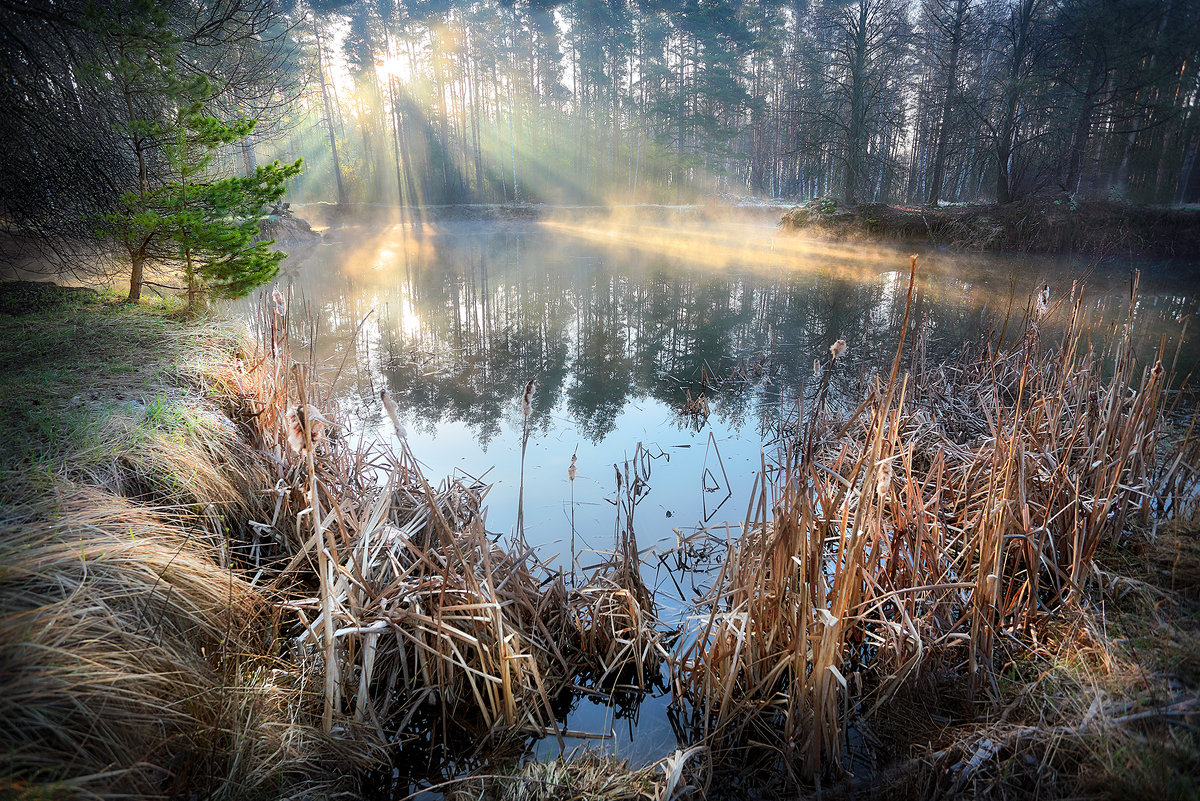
[0, 281, 229, 477]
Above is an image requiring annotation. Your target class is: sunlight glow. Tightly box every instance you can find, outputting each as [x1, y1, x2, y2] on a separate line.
[375, 53, 413, 84]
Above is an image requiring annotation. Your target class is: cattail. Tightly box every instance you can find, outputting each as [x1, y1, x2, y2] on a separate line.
[1034, 284, 1050, 321]
[284, 403, 335, 455]
[568, 454, 577, 482]
[271, 284, 286, 318]
[521, 378, 535, 421]
[875, 459, 893, 502]
[830, 339, 847, 360]
[813, 359, 821, 377]
[380, 389, 406, 441]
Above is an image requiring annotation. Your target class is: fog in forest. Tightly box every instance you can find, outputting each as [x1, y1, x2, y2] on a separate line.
[6, 0, 1200, 265]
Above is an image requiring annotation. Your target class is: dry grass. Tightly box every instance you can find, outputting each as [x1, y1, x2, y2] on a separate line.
[0, 484, 355, 800]
[0, 290, 375, 799]
[670, 261, 1198, 784]
[443, 746, 708, 801]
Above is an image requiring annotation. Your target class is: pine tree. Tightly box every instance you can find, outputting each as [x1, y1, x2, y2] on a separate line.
[102, 109, 302, 305]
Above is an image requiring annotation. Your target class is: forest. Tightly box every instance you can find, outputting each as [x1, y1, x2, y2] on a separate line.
[3, 1, 1200, 800]
[4, 0, 1200, 264]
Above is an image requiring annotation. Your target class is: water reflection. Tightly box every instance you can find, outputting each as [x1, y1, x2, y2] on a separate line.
[269, 219, 1195, 446]
[240, 216, 1197, 774]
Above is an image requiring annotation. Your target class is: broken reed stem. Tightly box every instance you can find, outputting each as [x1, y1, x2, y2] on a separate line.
[518, 378, 534, 539]
[672, 259, 1187, 781]
[294, 370, 339, 733]
[569, 453, 578, 584]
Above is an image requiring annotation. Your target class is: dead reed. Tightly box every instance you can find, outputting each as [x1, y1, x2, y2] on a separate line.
[566, 443, 668, 690]
[200, 288, 665, 752]
[671, 261, 1196, 781]
[442, 745, 709, 801]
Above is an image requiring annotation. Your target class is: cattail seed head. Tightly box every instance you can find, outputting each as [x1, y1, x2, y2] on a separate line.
[876, 459, 893, 502]
[521, 379, 535, 421]
[1034, 284, 1050, 321]
[830, 339, 847, 360]
[285, 403, 334, 455]
[380, 389, 406, 440]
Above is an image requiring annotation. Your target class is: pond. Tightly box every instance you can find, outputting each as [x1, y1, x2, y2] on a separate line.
[245, 211, 1199, 786]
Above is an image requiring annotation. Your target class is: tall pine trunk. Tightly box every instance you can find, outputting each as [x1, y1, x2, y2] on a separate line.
[927, 0, 968, 206]
[313, 18, 347, 206]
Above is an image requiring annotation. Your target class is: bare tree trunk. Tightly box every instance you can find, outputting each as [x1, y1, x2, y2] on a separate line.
[927, 0, 968, 206]
[1063, 68, 1105, 196]
[995, 0, 1037, 204]
[128, 249, 144, 302]
[843, 0, 870, 206]
[313, 17, 347, 206]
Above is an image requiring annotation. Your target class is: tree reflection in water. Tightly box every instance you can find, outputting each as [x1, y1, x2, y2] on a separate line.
[251, 216, 1196, 570]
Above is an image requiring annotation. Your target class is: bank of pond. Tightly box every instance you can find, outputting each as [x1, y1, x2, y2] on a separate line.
[780, 199, 1200, 259]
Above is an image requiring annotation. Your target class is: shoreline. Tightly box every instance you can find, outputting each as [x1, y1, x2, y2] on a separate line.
[780, 199, 1200, 259]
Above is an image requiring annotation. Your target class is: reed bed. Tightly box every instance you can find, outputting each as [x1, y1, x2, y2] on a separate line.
[195, 288, 665, 753]
[671, 261, 1197, 781]
[311, 505, 575, 742]
[288, 427, 666, 747]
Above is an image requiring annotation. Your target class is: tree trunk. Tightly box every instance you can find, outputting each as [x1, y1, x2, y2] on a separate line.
[844, 0, 870, 206]
[127, 250, 144, 302]
[313, 18, 347, 206]
[995, 0, 1037, 204]
[1063, 68, 1104, 196]
[927, 0, 967, 206]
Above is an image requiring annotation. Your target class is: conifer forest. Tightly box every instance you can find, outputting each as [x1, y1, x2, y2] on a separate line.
[2, 2, 1200, 800]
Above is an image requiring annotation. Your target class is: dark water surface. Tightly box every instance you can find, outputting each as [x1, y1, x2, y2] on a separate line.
[240, 214, 1199, 781]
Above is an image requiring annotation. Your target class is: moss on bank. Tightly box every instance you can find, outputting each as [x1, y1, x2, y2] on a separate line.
[780, 199, 1200, 259]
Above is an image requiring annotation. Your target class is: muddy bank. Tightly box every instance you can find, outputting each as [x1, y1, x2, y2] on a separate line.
[780, 199, 1200, 258]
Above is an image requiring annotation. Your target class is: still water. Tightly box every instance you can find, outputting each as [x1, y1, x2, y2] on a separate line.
[247, 213, 1198, 775]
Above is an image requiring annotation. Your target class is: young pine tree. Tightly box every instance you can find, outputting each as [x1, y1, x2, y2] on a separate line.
[167, 113, 303, 304]
[103, 109, 302, 306]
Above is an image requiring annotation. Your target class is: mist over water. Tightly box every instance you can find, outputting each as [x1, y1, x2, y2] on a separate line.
[243, 213, 1198, 769]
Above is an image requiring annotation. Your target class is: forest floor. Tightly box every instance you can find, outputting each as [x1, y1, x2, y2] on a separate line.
[779, 199, 1200, 259]
[0, 280, 1197, 800]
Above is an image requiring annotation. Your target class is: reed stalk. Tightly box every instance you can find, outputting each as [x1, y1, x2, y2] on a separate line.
[671, 259, 1192, 781]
